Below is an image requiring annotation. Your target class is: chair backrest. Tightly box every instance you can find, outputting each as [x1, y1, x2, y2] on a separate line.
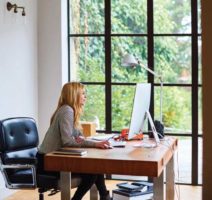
[0, 117, 39, 163]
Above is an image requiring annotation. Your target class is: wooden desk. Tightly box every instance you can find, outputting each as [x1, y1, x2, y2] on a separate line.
[45, 137, 177, 200]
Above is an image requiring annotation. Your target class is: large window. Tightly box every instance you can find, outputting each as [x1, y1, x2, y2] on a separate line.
[68, 0, 202, 185]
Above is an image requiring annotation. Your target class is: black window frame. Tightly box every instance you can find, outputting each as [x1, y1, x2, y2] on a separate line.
[67, 0, 202, 186]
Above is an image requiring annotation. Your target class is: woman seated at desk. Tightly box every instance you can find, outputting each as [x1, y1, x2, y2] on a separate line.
[37, 82, 111, 200]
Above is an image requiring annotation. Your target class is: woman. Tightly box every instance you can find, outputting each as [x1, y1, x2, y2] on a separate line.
[37, 82, 111, 200]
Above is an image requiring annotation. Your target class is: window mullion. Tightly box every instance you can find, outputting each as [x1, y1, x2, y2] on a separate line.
[147, 0, 154, 121]
[191, 0, 199, 185]
[105, 0, 112, 133]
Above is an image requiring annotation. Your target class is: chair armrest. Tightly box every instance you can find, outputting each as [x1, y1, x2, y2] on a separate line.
[1, 163, 36, 170]
[4, 157, 37, 165]
[0, 163, 37, 189]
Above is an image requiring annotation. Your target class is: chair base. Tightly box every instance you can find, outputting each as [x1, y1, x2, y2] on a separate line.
[38, 187, 60, 200]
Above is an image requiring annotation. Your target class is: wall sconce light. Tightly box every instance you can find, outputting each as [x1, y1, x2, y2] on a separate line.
[7, 2, 26, 16]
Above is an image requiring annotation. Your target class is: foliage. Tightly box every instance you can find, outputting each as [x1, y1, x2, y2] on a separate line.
[69, 0, 194, 133]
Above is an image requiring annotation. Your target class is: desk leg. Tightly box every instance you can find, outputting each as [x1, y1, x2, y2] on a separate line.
[153, 171, 164, 200]
[61, 171, 71, 200]
[166, 156, 175, 200]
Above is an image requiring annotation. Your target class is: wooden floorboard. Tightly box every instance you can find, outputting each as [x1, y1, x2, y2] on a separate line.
[5, 180, 202, 200]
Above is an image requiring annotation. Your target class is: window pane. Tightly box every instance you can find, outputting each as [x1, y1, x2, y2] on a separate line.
[81, 85, 105, 130]
[198, 137, 203, 184]
[112, 36, 147, 83]
[69, 37, 105, 82]
[154, 86, 191, 134]
[154, 37, 191, 84]
[198, 0, 202, 34]
[154, 0, 191, 34]
[112, 85, 135, 131]
[69, 0, 104, 34]
[67, 0, 201, 186]
[198, 36, 202, 84]
[111, 0, 147, 34]
[175, 136, 191, 183]
[198, 88, 202, 134]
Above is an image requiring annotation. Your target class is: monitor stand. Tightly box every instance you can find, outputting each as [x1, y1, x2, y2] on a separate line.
[133, 111, 160, 148]
[134, 111, 160, 148]
[145, 111, 160, 146]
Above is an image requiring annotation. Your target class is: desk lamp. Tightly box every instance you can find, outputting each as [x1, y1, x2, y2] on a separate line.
[122, 54, 163, 142]
[122, 54, 164, 137]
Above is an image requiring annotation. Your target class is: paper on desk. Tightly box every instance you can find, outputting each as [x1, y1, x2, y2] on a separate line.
[88, 133, 117, 141]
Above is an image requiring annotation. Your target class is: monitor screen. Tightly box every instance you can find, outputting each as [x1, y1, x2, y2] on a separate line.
[128, 83, 151, 140]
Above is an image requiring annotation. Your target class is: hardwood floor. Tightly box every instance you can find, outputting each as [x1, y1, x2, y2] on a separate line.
[5, 180, 202, 200]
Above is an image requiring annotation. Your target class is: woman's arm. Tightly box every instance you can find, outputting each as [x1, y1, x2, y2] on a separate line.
[59, 106, 112, 149]
[58, 107, 95, 147]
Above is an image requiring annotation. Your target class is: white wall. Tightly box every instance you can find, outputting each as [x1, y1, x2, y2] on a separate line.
[0, 0, 37, 196]
[0, 0, 68, 195]
[0, 0, 37, 120]
[0, 0, 68, 143]
[37, 0, 68, 142]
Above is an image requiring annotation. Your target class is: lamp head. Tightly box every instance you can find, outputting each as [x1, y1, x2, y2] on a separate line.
[122, 54, 138, 67]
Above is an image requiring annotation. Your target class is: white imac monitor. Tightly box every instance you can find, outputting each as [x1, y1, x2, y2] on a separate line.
[128, 83, 160, 145]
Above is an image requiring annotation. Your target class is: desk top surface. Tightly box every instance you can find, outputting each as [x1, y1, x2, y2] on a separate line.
[45, 136, 177, 177]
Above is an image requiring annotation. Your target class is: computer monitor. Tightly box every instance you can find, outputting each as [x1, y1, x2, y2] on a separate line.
[128, 83, 160, 146]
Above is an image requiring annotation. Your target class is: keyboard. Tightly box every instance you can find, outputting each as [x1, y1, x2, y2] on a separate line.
[88, 134, 126, 147]
[88, 134, 117, 141]
[109, 140, 126, 147]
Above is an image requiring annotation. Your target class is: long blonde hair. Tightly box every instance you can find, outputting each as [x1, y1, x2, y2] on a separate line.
[50, 82, 85, 129]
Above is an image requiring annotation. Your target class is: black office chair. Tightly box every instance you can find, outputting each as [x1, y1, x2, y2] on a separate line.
[0, 117, 97, 200]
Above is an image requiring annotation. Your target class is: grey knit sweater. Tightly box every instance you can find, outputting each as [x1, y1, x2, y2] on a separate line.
[38, 105, 96, 154]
